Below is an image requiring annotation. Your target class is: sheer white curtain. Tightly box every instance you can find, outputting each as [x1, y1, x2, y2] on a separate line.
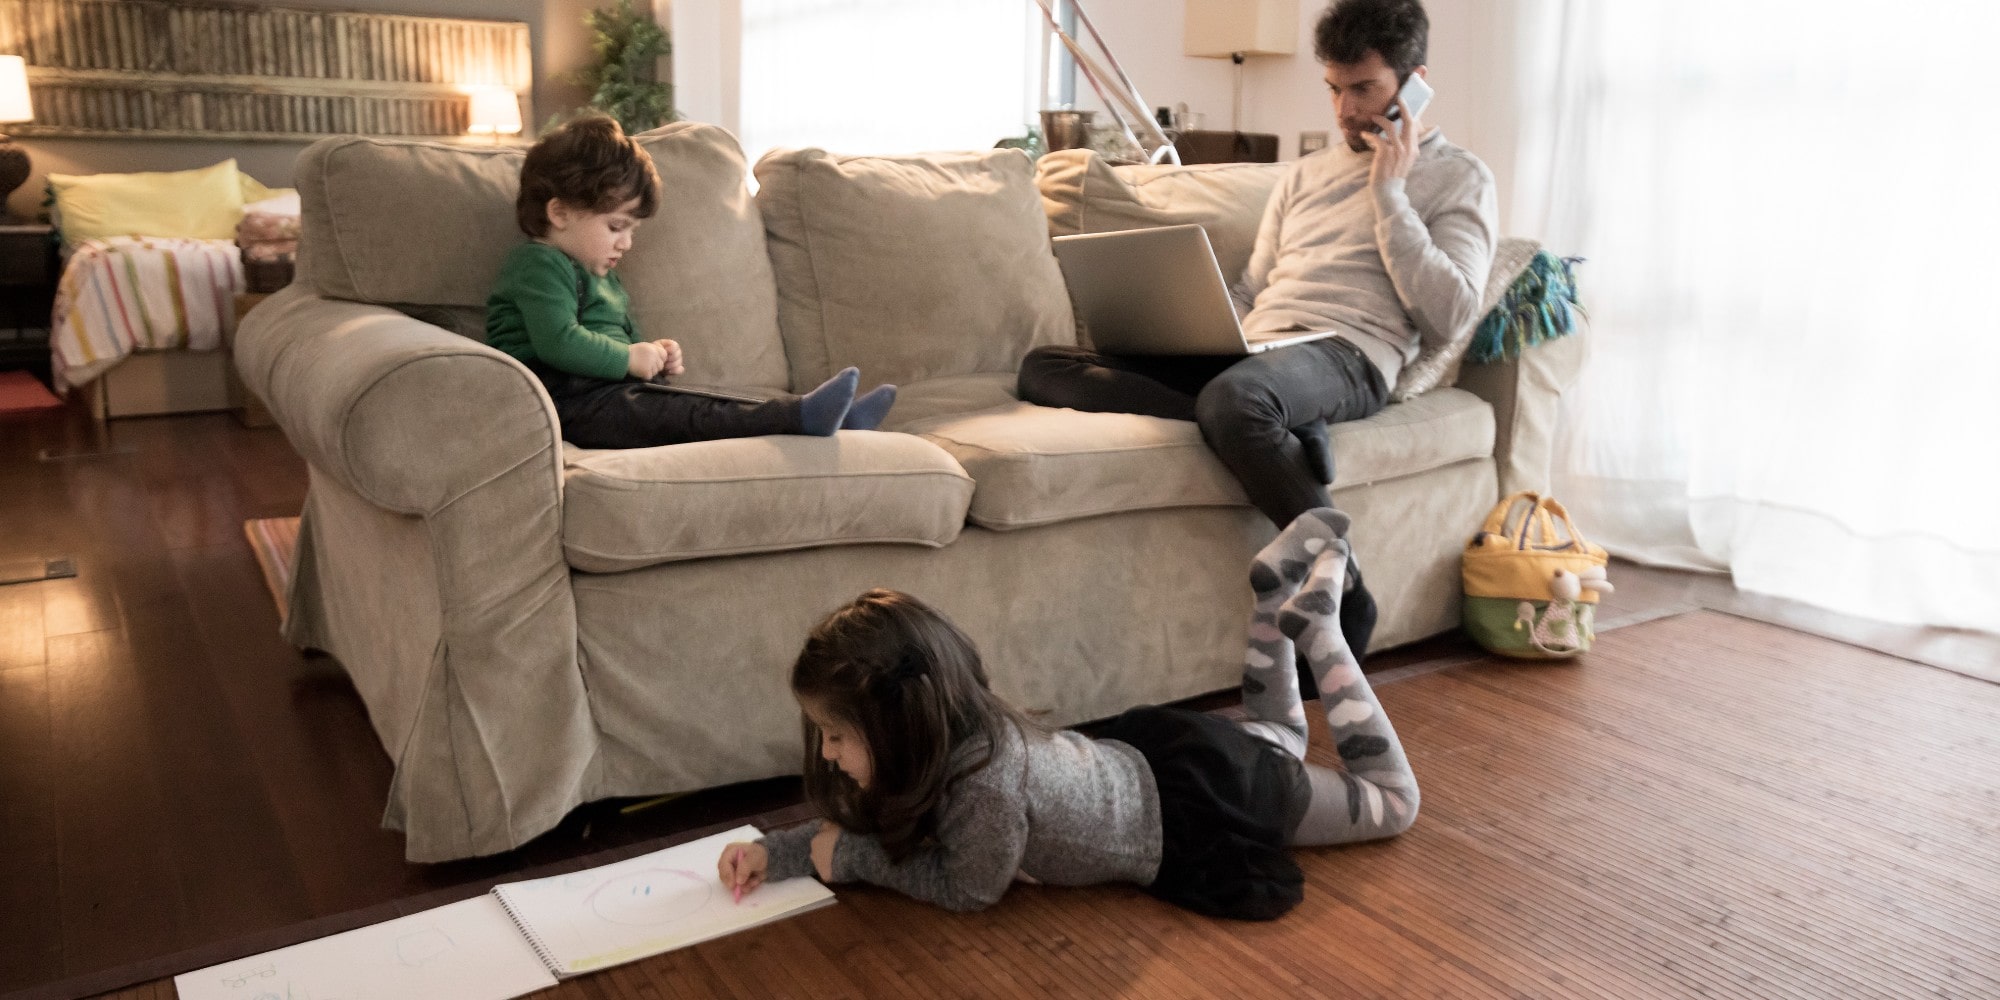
[1513, 0, 2000, 632]
[737, 0, 1043, 161]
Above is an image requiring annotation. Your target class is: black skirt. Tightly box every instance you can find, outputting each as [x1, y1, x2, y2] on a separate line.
[1097, 705, 1312, 921]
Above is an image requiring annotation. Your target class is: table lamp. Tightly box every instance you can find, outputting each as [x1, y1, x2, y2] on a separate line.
[1183, 0, 1297, 132]
[0, 55, 34, 220]
[466, 87, 523, 143]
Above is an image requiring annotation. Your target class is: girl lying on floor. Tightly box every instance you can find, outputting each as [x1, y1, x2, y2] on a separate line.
[718, 508, 1418, 920]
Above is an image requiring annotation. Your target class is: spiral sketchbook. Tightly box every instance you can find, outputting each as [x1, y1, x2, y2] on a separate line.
[492, 824, 837, 977]
[174, 825, 832, 999]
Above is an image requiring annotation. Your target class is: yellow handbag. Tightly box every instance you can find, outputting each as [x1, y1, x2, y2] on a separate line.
[1462, 492, 1612, 659]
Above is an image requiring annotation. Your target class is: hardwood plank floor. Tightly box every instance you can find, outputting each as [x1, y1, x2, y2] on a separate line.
[1, 400, 1995, 1000]
[90, 611, 1980, 1000]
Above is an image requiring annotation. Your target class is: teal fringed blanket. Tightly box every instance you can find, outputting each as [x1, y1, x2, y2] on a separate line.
[1466, 251, 1585, 364]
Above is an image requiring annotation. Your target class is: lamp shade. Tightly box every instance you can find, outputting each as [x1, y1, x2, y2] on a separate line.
[466, 87, 522, 135]
[1183, 0, 1298, 58]
[0, 56, 33, 124]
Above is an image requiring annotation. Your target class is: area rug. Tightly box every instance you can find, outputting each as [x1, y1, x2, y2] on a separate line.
[0, 370, 61, 414]
[242, 516, 300, 623]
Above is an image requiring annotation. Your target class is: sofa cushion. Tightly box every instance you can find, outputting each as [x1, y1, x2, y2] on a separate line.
[1389, 236, 1542, 402]
[560, 432, 974, 571]
[754, 147, 1076, 392]
[900, 386, 1495, 531]
[880, 372, 1021, 431]
[1035, 150, 1284, 283]
[292, 123, 791, 390]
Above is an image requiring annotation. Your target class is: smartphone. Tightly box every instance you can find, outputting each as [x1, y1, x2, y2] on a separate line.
[1377, 73, 1434, 136]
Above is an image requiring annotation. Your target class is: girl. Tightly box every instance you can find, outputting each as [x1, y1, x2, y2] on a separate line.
[719, 507, 1419, 920]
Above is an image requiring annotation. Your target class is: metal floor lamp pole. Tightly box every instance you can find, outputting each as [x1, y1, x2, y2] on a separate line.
[1032, 0, 1180, 164]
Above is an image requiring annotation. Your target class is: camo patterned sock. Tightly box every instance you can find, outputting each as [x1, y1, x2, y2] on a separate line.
[1277, 538, 1420, 845]
[1236, 508, 1353, 760]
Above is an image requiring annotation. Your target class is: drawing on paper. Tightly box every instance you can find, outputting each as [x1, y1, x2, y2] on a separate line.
[396, 926, 457, 967]
[586, 868, 711, 926]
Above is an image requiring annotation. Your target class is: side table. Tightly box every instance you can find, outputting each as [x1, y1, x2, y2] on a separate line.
[0, 221, 56, 382]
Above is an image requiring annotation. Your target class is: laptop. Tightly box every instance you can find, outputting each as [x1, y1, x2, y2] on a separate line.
[1051, 224, 1337, 356]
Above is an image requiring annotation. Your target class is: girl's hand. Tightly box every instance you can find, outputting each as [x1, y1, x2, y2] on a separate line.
[718, 841, 768, 896]
[653, 339, 686, 376]
[810, 821, 842, 881]
[1362, 95, 1423, 187]
[626, 341, 667, 379]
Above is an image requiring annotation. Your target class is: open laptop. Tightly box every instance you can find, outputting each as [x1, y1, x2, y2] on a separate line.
[1051, 224, 1336, 356]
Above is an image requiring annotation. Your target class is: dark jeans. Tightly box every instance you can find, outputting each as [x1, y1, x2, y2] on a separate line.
[528, 362, 801, 450]
[1017, 338, 1388, 527]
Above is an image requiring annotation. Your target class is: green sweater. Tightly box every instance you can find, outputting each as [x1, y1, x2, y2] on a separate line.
[485, 241, 636, 380]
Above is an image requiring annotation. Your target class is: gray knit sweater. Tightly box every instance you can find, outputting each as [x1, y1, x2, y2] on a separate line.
[759, 724, 1162, 912]
[1234, 128, 1498, 390]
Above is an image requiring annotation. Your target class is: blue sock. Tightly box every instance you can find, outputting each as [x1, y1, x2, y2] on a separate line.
[841, 384, 897, 430]
[797, 367, 858, 436]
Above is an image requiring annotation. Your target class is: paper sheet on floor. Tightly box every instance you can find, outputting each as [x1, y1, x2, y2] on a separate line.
[172, 894, 556, 1000]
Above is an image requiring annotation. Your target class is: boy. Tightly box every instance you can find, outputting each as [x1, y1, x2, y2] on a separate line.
[486, 114, 894, 449]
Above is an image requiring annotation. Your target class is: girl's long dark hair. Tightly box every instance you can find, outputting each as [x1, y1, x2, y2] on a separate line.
[792, 589, 1040, 863]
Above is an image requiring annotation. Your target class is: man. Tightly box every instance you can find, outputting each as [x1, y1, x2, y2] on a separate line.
[1018, 0, 1497, 536]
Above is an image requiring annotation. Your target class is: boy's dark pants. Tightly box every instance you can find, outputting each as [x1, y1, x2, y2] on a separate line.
[529, 363, 800, 450]
[1016, 337, 1388, 529]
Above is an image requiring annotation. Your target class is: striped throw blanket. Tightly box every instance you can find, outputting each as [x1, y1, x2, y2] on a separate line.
[50, 236, 245, 392]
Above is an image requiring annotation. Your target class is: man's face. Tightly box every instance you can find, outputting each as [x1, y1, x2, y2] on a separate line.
[1324, 50, 1416, 153]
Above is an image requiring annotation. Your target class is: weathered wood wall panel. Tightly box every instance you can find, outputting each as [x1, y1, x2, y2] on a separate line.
[0, 0, 530, 141]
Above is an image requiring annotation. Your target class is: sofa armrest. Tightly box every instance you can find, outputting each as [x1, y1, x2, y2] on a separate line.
[234, 285, 563, 516]
[239, 286, 594, 862]
[1451, 330, 1588, 498]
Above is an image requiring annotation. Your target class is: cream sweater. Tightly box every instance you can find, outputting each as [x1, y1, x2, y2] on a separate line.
[1234, 128, 1498, 390]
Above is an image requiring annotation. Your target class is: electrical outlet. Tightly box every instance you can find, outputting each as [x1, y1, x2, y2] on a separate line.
[1299, 130, 1329, 155]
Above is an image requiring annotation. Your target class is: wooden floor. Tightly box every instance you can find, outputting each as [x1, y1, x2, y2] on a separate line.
[3, 399, 1997, 1000]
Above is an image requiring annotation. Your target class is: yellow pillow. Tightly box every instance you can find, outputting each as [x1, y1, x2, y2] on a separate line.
[49, 159, 247, 244]
[238, 173, 297, 205]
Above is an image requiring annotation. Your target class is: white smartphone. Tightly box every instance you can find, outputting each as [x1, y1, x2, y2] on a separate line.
[1377, 73, 1434, 136]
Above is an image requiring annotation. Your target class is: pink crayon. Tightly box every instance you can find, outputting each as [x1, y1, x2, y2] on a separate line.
[731, 847, 745, 904]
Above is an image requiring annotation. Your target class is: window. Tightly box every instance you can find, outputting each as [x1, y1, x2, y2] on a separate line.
[737, 0, 1046, 160]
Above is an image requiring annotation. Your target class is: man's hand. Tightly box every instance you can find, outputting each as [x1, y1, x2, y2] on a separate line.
[810, 821, 842, 881]
[652, 339, 686, 377]
[626, 340, 667, 379]
[1361, 95, 1423, 187]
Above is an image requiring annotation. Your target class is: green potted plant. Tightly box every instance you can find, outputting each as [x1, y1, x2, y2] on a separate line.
[576, 0, 677, 133]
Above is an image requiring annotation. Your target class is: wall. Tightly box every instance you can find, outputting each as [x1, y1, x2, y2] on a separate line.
[670, 0, 1525, 229]
[1072, 0, 1527, 232]
[9, 0, 601, 220]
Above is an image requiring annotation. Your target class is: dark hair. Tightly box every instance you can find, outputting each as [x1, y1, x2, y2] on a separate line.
[1314, 0, 1428, 81]
[791, 589, 1041, 863]
[513, 113, 660, 237]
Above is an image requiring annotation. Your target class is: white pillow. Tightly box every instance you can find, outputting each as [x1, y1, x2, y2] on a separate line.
[1391, 236, 1542, 401]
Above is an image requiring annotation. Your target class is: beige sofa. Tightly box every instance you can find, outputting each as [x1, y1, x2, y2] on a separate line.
[235, 123, 1582, 862]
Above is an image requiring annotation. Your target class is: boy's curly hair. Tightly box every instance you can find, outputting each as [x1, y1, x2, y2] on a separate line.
[514, 113, 660, 238]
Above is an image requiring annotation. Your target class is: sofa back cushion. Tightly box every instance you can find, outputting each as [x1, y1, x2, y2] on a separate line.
[291, 124, 790, 390]
[754, 147, 1076, 391]
[1035, 150, 1284, 283]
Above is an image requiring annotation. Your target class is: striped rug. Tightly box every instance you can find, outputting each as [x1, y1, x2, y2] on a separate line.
[242, 516, 300, 623]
